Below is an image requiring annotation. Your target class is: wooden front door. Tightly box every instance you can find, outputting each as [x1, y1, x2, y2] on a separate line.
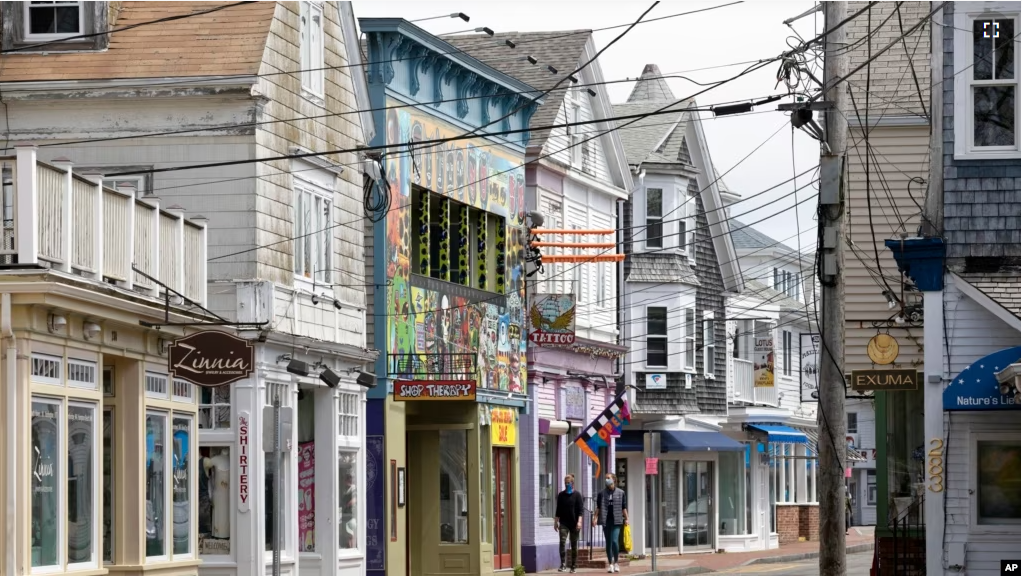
[493, 447, 514, 569]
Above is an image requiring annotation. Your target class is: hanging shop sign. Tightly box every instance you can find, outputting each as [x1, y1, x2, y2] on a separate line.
[866, 333, 900, 365]
[393, 380, 476, 401]
[168, 330, 254, 387]
[800, 333, 821, 402]
[237, 411, 251, 512]
[754, 329, 774, 388]
[490, 407, 517, 447]
[850, 369, 920, 392]
[528, 294, 577, 346]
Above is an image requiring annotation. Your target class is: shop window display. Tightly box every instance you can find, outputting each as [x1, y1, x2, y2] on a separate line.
[718, 449, 747, 535]
[146, 413, 168, 558]
[339, 450, 358, 549]
[172, 417, 192, 555]
[67, 403, 96, 564]
[103, 408, 114, 564]
[299, 440, 316, 552]
[31, 400, 61, 568]
[199, 446, 232, 556]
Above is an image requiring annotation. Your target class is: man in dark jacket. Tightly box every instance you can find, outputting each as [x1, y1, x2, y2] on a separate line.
[554, 474, 584, 572]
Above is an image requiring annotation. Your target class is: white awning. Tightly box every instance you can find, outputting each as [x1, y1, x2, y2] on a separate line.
[796, 427, 866, 462]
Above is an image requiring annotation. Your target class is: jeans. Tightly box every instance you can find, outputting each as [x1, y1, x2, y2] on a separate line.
[603, 524, 622, 564]
[559, 526, 579, 567]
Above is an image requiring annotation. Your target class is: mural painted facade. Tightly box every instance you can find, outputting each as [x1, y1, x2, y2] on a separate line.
[383, 99, 528, 394]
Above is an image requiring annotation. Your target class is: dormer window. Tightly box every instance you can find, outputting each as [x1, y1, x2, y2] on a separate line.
[26, 1, 82, 40]
[2, 1, 105, 52]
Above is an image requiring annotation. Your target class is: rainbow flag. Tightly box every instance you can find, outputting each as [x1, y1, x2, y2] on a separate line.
[573, 392, 631, 479]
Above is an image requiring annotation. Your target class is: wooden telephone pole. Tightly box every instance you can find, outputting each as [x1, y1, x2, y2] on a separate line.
[818, 2, 849, 575]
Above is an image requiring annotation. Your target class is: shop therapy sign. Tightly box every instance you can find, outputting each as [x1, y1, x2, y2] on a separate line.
[168, 330, 254, 387]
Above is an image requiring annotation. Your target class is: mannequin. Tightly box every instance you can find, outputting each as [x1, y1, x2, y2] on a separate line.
[204, 449, 231, 539]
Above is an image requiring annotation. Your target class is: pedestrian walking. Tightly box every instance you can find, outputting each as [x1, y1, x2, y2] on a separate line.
[554, 474, 583, 573]
[592, 473, 628, 573]
[845, 486, 853, 534]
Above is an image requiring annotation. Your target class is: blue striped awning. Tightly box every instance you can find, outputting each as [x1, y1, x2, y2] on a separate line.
[746, 423, 808, 444]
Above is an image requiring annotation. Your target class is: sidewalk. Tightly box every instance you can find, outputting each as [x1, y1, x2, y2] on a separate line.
[536, 527, 875, 575]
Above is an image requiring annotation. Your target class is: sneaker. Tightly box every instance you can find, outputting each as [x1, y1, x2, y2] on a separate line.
[558, 567, 567, 573]
[614, 563, 621, 572]
[570, 568, 577, 573]
[606, 565, 614, 573]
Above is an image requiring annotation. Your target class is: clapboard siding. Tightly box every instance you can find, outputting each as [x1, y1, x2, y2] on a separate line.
[537, 385, 557, 421]
[542, 85, 612, 183]
[944, 280, 1021, 376]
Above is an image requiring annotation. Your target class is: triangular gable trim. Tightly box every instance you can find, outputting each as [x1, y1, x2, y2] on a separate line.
[950, 272, 1021, 330]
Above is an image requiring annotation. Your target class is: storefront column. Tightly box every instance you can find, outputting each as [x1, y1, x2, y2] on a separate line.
[231, 372, 262, 576]
[113, 358, 145, 566]
[313, 386, 340, 571]
[922, 287, 944, 576]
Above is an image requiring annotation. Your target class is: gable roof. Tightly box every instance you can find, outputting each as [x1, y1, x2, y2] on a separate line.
[443, 31, 591, 150]
[744, 279, 807, 315]
[0, 2, 275, 83]
[730, 220, 797, 255]
[953, 272, 1021, 322]
[612, 64, 694, 167]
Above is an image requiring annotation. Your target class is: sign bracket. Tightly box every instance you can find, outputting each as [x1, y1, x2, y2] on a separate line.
[132, 265, 269, 329]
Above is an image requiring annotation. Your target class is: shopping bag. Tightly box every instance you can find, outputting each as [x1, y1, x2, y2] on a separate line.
[621, 524, 632, 553]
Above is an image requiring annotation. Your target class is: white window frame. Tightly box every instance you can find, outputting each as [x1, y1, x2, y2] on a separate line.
[969, 432, 1021, 534]
[31, 353, 63, 386]
[566, 90, 583, 167]
[198, 385, 232, 431]
[23, 1, 83, 42]
[338, 447, 361, 554]
[67, 358, 98, 390]
[847, 412, 858, 434]
[30, 396, 65, 574]
[169, 415, 195, 560]
[782, 329, 793, 377]
[102, 175, 147, 196]
[683, 307, 696, 372]
[293, 179, 334, 286]
[703, 311, 715, 379]
[145, 371, 169, 400]
[645, 188, 664, 250]
[679, 188, 693, 258]
[299, 0, 325, 101]
[645, 306, 669, 368]
[953, 3, 1021, 160]
[866, 470, 877, 506]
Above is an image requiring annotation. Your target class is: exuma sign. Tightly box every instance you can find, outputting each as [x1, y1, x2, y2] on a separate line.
[168, 331, 254, 387]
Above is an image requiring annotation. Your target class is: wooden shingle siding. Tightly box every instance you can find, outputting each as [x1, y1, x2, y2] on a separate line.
[692, 186, 727, 415]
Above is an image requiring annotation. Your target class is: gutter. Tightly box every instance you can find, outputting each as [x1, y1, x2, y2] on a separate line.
[3, 293, 17, 576]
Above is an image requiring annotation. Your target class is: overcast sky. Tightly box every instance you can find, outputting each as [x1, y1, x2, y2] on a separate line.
[353, 0, 822, 253]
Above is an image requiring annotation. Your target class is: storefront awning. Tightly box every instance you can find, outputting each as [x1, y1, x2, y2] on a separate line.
[746, 423, 808, 444]
[944, 346, 1021, 411]
[797, 427, 866, 462]
[615, 430, 746, 453]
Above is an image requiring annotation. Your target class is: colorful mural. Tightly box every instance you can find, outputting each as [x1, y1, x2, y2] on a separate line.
[384, 99, 527, 394]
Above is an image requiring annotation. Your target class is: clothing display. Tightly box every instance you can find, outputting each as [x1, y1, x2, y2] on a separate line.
[208, 451, 231, 539]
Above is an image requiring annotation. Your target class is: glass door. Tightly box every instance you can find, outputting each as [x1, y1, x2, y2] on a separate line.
[493, 448, 514, 569]
[682, 461, 714, 550]
[661, 461, 680, 552]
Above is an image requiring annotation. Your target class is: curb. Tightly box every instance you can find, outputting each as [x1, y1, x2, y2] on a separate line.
[742, 542, 875, 566]
[628, 568, 715, 576]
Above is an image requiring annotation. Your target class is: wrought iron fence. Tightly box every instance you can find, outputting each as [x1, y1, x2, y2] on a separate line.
[884, 493, 925, 575]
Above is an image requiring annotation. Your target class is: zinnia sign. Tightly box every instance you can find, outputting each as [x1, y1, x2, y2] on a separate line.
[168, 330, 254, 387]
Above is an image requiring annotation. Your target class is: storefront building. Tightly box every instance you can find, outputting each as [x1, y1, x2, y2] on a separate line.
[361, 18, 539, 576]
[0, 150, 210, 575]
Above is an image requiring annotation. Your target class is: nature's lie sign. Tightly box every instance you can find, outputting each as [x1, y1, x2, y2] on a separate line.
[168, 330, 254, 387]
[850, 369, 920, 392]
[393, 380, 477, 401]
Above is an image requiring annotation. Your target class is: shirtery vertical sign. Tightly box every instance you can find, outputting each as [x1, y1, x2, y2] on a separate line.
[237, 411, 250, 512]
[800, 333, 821, 402]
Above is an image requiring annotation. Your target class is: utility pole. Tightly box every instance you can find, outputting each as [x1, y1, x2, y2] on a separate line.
[818, 2, 848, 575]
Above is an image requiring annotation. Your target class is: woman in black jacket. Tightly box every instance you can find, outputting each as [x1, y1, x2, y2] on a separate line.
[554, 474, 583, 572]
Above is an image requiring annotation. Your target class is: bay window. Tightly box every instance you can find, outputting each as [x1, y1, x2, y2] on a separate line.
[683, 308, 696, 371]
[646, 307, 668, 367]
[954, 5, 1020, 158]
[645, 188, 663, 249]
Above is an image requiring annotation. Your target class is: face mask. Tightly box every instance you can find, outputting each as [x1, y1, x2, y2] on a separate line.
[605, 478, 613, 487]
[566, 483, 573, 494]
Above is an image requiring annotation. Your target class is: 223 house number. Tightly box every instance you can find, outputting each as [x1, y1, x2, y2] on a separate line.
[928, 438, 944, 493]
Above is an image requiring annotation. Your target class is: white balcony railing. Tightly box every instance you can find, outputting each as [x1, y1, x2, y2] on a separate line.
[731, 357, 779, 406]
[1, 145, 208, 306]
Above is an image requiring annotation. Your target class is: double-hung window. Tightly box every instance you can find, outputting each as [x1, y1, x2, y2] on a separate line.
[299, 1, 325, 99]
[703, 312, 715, 378]
[25, 1, 82, 40]
[679, 188, 693, 256]
[566, 91, 583, 166]
[683, 308, 696, 371]
[954, 5, 1020, 159]
[338, 391, 361, 551]
[294, 181, 333, 284]
[782, 330, 793, 377]
[646, 307, 668, 367]
[645, 188, 663, 249]
[866, 470, 877, 506]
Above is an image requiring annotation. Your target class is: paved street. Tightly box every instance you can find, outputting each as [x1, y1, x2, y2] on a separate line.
[713, 551, 874, 575]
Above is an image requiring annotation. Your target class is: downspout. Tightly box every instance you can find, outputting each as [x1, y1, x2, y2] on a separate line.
[3, 292, 17, 576]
